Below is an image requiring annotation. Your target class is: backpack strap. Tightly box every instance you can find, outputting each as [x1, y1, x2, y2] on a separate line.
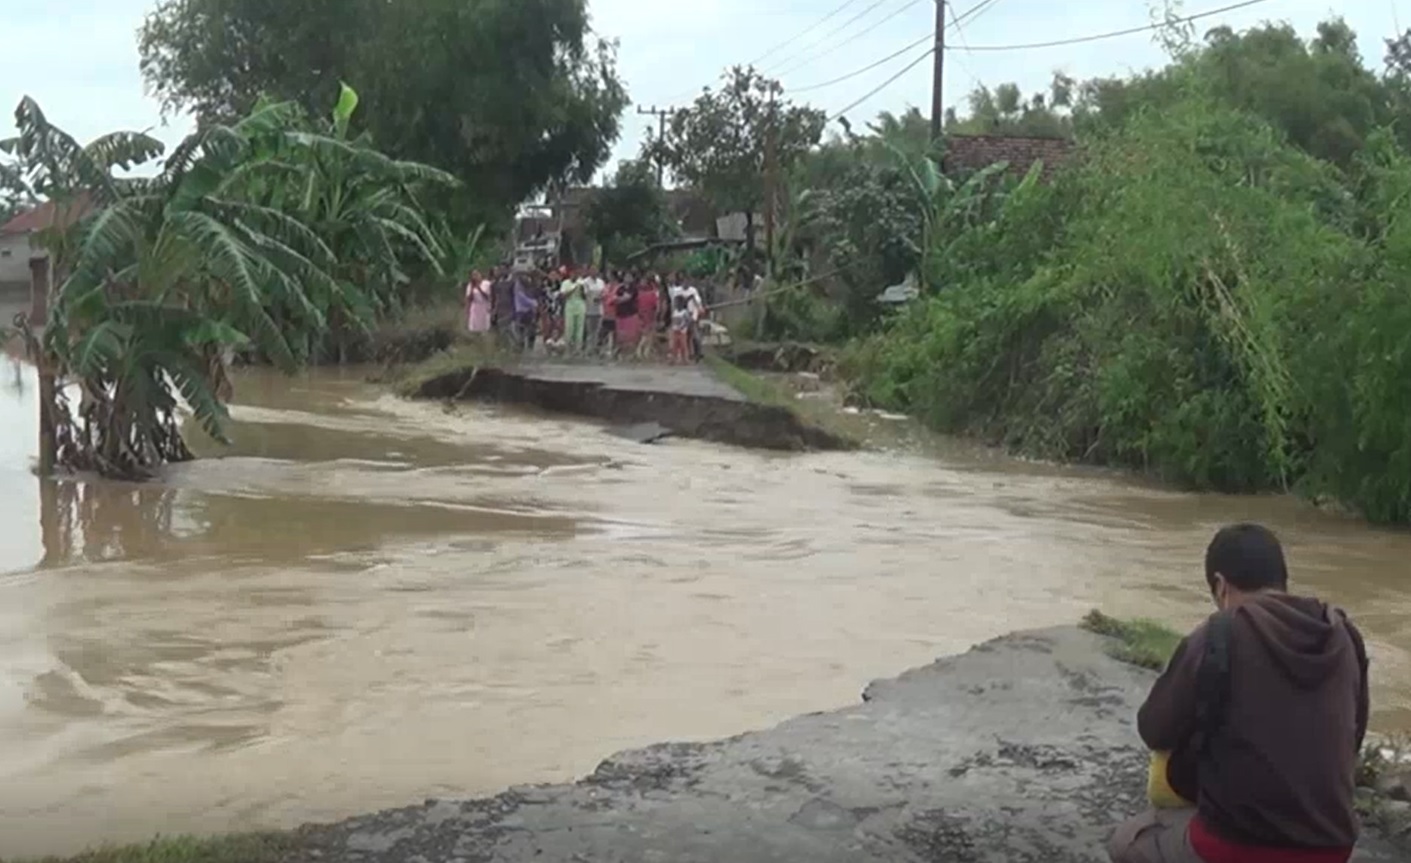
[1344, 613, 1370, 753]
[1194, 610, 1234, 756]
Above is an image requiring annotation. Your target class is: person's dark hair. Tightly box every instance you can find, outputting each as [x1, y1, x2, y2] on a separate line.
[1205, 524, 1289, 593]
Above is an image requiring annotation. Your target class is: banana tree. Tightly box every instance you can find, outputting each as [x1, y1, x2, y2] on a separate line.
[41, 100, 341, 476]
[8, 91, 456, 478]
[235, 84, 457, 361]
[2, 97, 166, 472]
[887, 143, 1026, 293]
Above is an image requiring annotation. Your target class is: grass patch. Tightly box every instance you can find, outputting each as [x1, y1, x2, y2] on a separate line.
[702, 353, 865, 446]
[718, 340, 836, 373]
[702, 353, 795, 409]
[11, 833, 292, 863]
[386, 340, 514, 395]
[1081, 610, 1183, 671]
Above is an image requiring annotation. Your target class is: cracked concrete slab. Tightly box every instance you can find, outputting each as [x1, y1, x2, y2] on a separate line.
[293, 627, 1405, 863]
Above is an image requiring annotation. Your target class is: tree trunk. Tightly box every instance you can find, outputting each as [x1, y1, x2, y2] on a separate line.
[38, 478, 62, 566]
[28, 256, 50, 326]
[36, 360, 57, 475]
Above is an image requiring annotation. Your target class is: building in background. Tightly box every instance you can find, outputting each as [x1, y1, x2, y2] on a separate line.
[0, 211, 37, 320]
[942, 134, 1075, 180]
[511, 186, 738, 271]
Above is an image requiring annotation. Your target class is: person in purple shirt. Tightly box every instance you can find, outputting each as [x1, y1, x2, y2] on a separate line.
[511, 273, 539, 351]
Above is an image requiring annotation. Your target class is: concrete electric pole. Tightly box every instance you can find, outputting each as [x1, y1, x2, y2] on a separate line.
[637, 105, 674, 186]
[763, 90, 778, 278]
[931, 0, 946, 142]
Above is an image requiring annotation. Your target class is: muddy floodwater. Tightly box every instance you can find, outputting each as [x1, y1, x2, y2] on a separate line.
[1, 355, 1409, 857]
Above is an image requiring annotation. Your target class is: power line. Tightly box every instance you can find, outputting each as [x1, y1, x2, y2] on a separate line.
[774, 0, 926, 78]
[954, 0, 1004, 27]
[648, 0, 996, 118]
[956, 0, 1271, 52]
[789, 34, 932, 93]
[787, 0, 997, 94]
[827, 47, 937, 121]
[947, 0, 985, 88]
[655, 0, 868, 105]
[748, 0, 864, 67]
[825, 0, 1274, 121]
[765, 0, 897, 74]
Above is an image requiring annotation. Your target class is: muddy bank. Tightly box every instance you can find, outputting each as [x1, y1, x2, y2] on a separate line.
[404, 362, 855, 452]
[291, 627, 1400, 863]
[721, 341, 835, 375]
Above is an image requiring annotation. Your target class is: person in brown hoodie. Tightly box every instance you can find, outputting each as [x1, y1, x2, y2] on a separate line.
[1107, 523, 1370, 863]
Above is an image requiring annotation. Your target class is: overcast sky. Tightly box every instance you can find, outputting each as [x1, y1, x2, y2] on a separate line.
[1, 0, 1402, 180]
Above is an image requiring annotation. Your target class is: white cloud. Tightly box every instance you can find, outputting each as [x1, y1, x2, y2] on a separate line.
[1, 0, 1400, 181]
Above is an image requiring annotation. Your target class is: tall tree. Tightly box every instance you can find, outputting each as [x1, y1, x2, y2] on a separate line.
[583, 159, 670, 269]
[1390, 29, 1411, 75]
[138, 0, 627, 222]
[649, 67, 826, 254]
[945, 74, 1074, 139]
[1073, 19, 1392, 164]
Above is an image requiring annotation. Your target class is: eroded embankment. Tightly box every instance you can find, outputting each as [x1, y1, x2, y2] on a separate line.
[403, 363, 855, 452]
[288, 626, 1401, 863]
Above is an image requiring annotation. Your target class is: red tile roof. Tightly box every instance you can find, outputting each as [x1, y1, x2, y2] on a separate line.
[0, 196, 95, 236]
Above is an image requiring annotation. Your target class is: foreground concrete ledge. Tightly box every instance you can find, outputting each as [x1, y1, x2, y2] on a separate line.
[403, 361, 855, 452]
[292, 627, 1401, 862]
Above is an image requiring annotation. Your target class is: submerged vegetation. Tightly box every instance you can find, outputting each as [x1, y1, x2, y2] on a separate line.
[2, 87, 455, 478]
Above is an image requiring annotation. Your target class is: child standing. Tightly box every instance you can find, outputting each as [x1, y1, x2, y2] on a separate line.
[669, 294, 692, 365]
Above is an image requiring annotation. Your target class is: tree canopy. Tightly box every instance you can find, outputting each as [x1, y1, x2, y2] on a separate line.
[944, 75, 1076, 139]
[824, 17, 1411, 524]
[583, 159, 671, 269]
[138, 0, 628, 223]
[648, 67, 825, 245]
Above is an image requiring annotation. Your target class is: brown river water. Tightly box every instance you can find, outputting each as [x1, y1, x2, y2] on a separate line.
[1, 354, 1409, 857]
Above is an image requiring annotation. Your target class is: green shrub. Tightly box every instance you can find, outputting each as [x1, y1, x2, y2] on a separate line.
[847, 91, 1411, 520]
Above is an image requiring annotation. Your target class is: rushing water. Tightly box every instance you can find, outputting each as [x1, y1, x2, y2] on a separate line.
[1, 354, 1409, 857]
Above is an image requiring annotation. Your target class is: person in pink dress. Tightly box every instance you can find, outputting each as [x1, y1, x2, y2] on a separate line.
[613, 275, 642, 350]
[465, 270, 492, 334]
[635, 273, 660, 359]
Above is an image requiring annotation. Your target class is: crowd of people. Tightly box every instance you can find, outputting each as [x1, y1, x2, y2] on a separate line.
[464, 266, 708, 363]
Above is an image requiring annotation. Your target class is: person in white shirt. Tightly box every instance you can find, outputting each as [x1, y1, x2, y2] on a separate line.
[668, 272, 705, 361]
[584, 266, 606, 352]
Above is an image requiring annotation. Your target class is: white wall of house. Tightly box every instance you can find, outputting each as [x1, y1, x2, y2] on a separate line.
[716, 212, 764, 244]
[0, 233, 30, 286]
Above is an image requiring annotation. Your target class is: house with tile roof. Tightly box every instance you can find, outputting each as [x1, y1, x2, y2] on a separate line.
[942, 134, 1075, 180]
[0, 197, 94, 325]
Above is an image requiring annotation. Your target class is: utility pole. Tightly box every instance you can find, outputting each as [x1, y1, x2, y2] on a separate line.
[637, 105, 673, 186]
[931, 0, 946, 142]
[763, 90, 778, 279]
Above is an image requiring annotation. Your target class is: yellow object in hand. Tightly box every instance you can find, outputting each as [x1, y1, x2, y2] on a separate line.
[1148, 751, 1194, 809]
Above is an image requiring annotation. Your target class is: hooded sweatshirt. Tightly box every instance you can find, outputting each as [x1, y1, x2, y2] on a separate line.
[1139, 593, 1369, 860]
